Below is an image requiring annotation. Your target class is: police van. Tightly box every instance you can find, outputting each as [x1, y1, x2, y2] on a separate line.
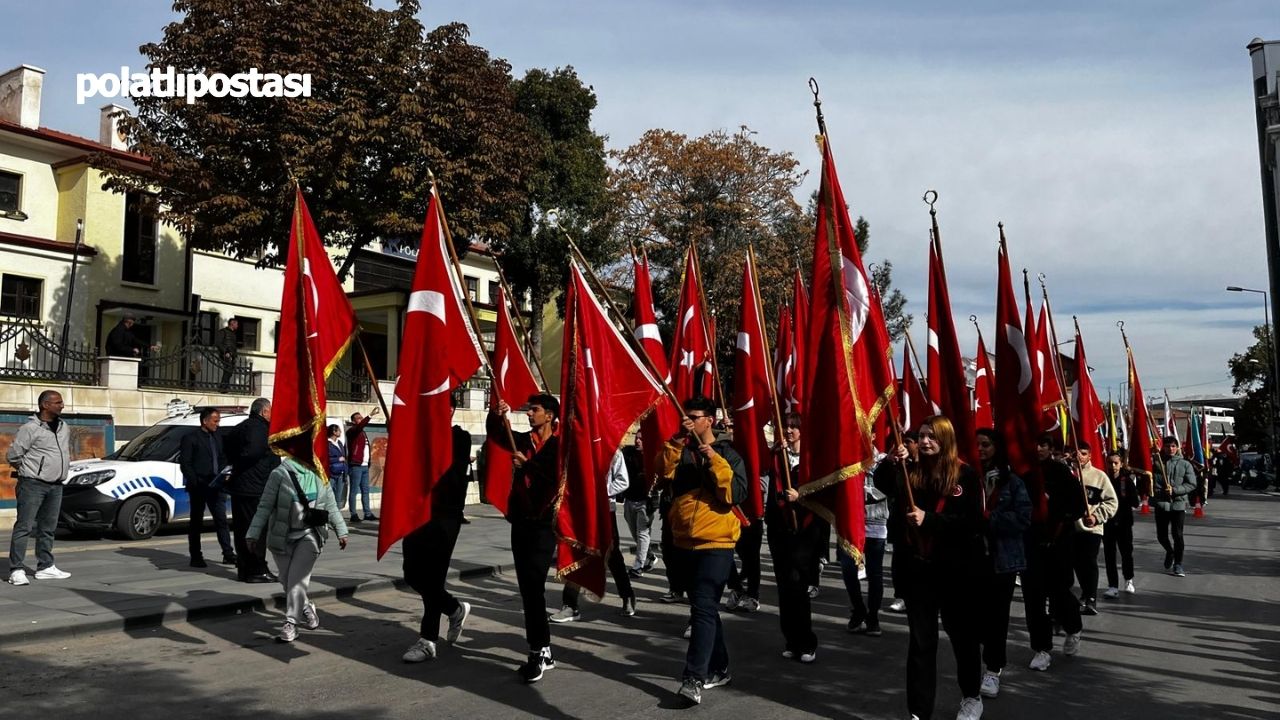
[59, 412, 350, 540]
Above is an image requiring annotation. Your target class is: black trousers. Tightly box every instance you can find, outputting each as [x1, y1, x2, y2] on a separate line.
[980, 571, 1017, 672]
[661, 498, 689, 594]
[1208, 473, 1231, 497]
[901, 557, 981, 720]
[1073, 532, 1103, 604]
[1103, 521, 1134, 587]
[564, 513, 633, 607]
[403, 516, 463, 642]
[1022, 536, 1082, 652]
[230, 493, 270, 578]
[768, 520, 822, 654]
[1154, 509, 1186, 565]
[187, 482, 234, 559]
[727, 519, 764, 599]
[511, 518, 558, 651]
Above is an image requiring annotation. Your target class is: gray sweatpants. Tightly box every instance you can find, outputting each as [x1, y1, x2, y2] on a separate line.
[272, 533, 321, 625]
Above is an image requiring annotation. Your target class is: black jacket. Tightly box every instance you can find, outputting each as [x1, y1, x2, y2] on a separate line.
[1106, 469, 1140, 528]
[225, 414, 279, 497]
[486, 413, 559, 522]
[1036, 457, 1086, 542]
[431, 426, 473, 520]
[887, 462, 986, 570]
[106, 321, 143, 356]
[619, 444, 649, 502]
[179, 427, 224, 485]
[217, 327, 239, 358]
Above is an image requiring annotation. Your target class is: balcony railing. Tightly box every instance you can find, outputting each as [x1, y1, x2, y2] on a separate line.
[139, 345, 254, 395]
[0, 317, 98, 386]
[326, 363, 371, 403]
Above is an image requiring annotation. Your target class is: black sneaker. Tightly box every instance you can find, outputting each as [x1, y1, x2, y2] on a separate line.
[518, 651, 554, 683]
[659, 591, 685, 604]
[704, 670, 732, 689]
[863, 621, 883, 637]
[677, 678, 703, 706]
[189, 557, 208, 568]
[350, 515, 362, 524]
[221, 553, 238, 565]
[1164, 550, 1174, 570]
[1081, 601, 1099, 616]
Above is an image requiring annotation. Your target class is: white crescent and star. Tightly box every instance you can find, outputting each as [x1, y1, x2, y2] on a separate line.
[1003, 324, 1032, 393]
[407, 289, 450, 396]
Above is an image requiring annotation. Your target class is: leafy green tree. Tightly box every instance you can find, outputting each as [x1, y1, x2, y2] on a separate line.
[1228, 324, 1276, 452]
[499, 67, 613, 355]
[99, 1, 534, 277]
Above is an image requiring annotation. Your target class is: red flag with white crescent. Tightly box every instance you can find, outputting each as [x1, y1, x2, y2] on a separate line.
[992, 236, 1040, 480]
[900, 344, 930, 434]
[377, 188, 485, 559]
[731, 253, 772, 519]
[632, 255, 681, 488]
[974, 330, 995, 430]
[1126, 341, 1154, 474]
[1070, 327, 1107, 469]
[482, 285, 542, 516]
[926, 237, 977, 467]
[670, 247, 713, 404]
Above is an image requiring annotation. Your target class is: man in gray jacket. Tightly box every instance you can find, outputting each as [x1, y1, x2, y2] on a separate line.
[1151, 436, 1197, 577]
[7, 390, 72, 586]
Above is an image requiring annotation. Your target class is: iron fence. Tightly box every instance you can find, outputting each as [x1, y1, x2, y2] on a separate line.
[139, 344, 254, 395]
[0, 317, 98, 385]
[326, 363, 371, 403]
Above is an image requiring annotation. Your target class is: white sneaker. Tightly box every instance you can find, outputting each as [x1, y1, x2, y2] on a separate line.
[1029, 650, 1051, 671]
[800, 649, 817, 664]
[276, 621, 298, 643]
[979, 670, 1000, 698]
[1103, 586, 1120, 599]
[34, 566, 70, 580]
[548, 605, 580, 623]
[8, 569, 29, 586]
[302, 602, 320, 630]
[1124, 579, 1136, 594]
[682, 624, 692, 639]
[402, 637, 436, 663]
[739, 597, 760, 613]
[724, 590, 742, 611]
[1063, 633, 1081, 656]
[956, 696, 984, 720]
[888, 598, 907, 613]
[446, 601, 470, 643]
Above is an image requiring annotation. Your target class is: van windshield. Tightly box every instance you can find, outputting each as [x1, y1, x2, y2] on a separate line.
[115, 425, 196, 462]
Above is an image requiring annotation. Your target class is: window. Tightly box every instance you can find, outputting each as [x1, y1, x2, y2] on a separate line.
[122, 192, 157, 284]
[0, 274, 41, 319]
[273, 320, 280, 353]
[194, 311, 218, 345]
[488, 280, 500, 306]
[0, 171, 20, 214]
[235, 317, 260, 352]
[465, 276, 479, 303]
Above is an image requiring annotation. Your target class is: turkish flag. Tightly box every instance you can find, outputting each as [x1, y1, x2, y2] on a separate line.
[482, 285, 543, 516]
[670, 247, 713, 405]
[270, 189, 358, 476]
[926, 237, 978, 467]
[992, 237, 1040, 480]
[377, 188, 485, 559]
[1070, 327, 1107, 469]
[899, 344, 930, 434]
[1125, 342, 1154, 474]
[797, 138, 894, 560]
[1034, 301, 1066, 433]
[974, 331, 995, 430]
[556, 262, 662, 598]
[792, 269, 809, 414]
[773, 305, 797, 415]
[731, 253, 773, 519]
[632, 255, 681, 489]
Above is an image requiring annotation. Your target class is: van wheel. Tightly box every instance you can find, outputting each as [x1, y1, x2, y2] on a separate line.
[117, 496, 162, 540]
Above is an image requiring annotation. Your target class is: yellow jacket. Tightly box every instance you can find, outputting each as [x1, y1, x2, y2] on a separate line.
[660, 438, 746, 550]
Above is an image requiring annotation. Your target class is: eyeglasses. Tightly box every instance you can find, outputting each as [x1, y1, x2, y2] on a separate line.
[686, 414, 711, 421]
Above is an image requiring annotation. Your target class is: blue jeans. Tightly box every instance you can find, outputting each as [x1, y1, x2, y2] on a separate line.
[840, 537, 887, 623]
[347, 465, 371, 517]
[683, 548, 734, 681]
[9, 478, 63, 572]
[329, 473, 347, 514]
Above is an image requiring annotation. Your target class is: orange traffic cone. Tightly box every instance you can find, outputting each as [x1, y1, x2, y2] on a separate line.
[1140, 497, 1151, 515]
[1192, 498, 1205, 518]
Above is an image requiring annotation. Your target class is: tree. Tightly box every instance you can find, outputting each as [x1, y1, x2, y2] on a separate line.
[499, 67, 614, 356]
[1228, 324, 1275, 452]
[607, 127, 811, 398]
[99, 1, 534, 277]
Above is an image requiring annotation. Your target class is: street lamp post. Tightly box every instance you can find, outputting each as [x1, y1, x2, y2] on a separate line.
[1228, 285, 1278, 465]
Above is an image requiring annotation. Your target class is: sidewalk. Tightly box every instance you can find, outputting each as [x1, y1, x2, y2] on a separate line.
[0, 504, 517, 646]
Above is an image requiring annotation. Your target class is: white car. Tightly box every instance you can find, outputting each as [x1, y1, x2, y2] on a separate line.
[59, 412, 347, 540]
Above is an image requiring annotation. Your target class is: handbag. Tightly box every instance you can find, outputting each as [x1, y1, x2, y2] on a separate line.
[287, 468, 329, 529]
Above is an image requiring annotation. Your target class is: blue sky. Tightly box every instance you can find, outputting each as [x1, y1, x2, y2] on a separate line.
[6, 0, 1277, 398]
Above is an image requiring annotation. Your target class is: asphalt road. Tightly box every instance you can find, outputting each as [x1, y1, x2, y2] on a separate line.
[1, 493, 1276, 720]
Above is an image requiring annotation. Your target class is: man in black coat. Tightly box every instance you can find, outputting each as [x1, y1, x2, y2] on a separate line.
[216, 318, 240, 392]
[225, 397, 279, 582]
[179, 407, 235, 568]
[105, 314, 146, 357]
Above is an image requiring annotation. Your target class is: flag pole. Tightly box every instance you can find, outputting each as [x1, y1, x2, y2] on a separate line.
[353, 334, 391, 419]
[1037, 270, 1091, 510]
[690, 240, 730, 421]
[903, 328, 928, 399]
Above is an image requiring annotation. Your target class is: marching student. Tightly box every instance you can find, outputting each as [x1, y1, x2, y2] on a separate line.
[766, 413, 824, 659]
[1151, 436, 1197, 577]
[842, 445, 894, 636]
[1072, 442, 1117, 617]
[401, 393, 474, 662]
[889, 416, 986, 720]
[1102, 449, 1140, 598]
[974, 428, 1031, 699]
[487, 393, 562, 683]
[659, 397, 748, 707]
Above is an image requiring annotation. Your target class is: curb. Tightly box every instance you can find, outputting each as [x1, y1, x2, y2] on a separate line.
[1, 561, 513, 647]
